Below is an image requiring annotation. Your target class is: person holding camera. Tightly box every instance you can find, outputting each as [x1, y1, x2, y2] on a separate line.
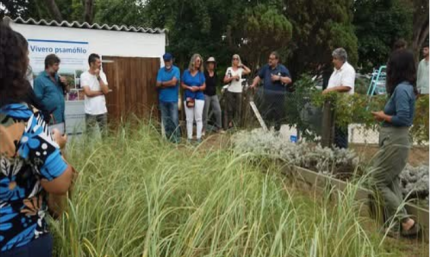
[0, 23, 76, 257]
[34, 54, 69, 126]
[181, 54, 206, 143]
[223, 54, 251, 129]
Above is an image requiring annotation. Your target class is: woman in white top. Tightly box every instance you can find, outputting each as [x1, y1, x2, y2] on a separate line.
[223, 54, 251, 128]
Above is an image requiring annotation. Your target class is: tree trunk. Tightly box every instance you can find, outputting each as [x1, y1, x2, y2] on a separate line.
[83, 0, 94, 24]
[43, 0, 62, 21]
[411, 0, 429, 62]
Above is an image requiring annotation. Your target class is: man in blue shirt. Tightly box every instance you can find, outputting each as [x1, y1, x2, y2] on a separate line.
[250, 51, 292, 131]
[156, 53, 181, 143]
[34, 54, 69, 125]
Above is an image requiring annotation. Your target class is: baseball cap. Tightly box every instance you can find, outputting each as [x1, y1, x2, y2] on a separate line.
[163, 53, 173, 61]
[206, 57, 216, 63]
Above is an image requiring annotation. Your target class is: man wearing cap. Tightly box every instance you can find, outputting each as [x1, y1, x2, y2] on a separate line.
[203, 57, 223, 134]
[156, 53, 181, 143]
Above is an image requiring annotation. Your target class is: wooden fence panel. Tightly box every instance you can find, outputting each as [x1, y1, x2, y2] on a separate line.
[103, 56, 160, 123]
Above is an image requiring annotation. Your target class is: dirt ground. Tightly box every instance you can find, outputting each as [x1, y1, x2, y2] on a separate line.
[351, 144, 429, 167]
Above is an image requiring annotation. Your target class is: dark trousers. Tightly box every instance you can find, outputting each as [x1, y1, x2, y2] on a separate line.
[226, 92, 242, 128]
[159, 101, 180, 143]
[1, 234, 53, 257]
[258, 90, 286, 131]
[334, 125, 348, 149]
[85, 113, 108, 137]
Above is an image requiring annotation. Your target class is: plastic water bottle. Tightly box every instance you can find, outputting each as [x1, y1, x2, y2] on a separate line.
[290, 135, 297, 143]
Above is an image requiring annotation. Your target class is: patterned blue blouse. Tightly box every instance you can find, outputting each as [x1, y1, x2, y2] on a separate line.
[0, 103, 67, 252]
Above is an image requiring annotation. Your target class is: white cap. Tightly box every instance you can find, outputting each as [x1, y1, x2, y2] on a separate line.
[206, 57, 216, 63]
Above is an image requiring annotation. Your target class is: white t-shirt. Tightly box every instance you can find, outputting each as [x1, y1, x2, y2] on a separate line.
[327, 62, 356, 95]
[225, 67, 243, 93]
[81, 71, 108, 115]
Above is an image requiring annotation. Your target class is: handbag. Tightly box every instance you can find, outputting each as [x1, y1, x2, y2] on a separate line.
[186, 97, 195, 108]
[185, 71, 203, 108]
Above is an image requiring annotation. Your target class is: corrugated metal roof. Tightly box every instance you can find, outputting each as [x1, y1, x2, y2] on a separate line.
[6, 17, 167, 34]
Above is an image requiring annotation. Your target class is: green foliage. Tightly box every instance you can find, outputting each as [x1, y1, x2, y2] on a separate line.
[312, 92, 429, 144]
[353, 0, 413, 72]
[51, 122, 406, 256]
[93, 0, 147, 27]
[284, 74, 321, 140]
[235, 4, 293, 68]
[411, 95, 430, 144]
[284, 0, 358, 78]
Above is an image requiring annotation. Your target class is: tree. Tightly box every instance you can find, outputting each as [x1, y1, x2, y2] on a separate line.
[44, 0, 63, 21]
[94, 0, 147, 27]
[283, 0, 358, 79]
[410, 0, 429, 60]
[228, 4, 293, 70]
[353, 0, 413, 72]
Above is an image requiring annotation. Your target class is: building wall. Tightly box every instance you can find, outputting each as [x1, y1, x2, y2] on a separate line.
[10, 23, 166, 64]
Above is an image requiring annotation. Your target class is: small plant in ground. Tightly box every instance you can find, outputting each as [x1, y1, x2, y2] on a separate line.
[232, 128, 429, 207]
[399, 164, 429, 207]
[232, 128, 360, 179]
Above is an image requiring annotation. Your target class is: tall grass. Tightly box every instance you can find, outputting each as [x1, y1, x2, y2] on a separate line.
[50, 123, 397, 256]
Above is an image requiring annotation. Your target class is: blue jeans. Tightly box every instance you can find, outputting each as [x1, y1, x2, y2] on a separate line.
[159, 101, 180, 143]
[1, 234, 53, 257]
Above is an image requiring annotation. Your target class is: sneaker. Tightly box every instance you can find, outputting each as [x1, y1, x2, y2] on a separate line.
[196, 138, 202, 144]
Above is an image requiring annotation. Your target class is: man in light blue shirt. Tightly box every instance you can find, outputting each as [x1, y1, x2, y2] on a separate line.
[156, 53, 181, 143]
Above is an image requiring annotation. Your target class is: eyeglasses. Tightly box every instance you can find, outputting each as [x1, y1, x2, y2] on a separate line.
[196, 59, 201, 63]
[269, 57, 277, 61]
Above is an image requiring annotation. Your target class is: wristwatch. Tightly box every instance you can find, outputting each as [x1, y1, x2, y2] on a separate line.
[97, 76, 102, 81]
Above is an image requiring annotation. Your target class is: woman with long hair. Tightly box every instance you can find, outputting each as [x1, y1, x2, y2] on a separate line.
[223, 54, 251, 128]
[370, 49, 420, 237]
[0, 23, 75, 256]
[181, 54, 206, 143]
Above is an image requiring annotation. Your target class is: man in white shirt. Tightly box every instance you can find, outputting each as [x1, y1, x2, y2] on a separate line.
[323, 48, 356, 148]
[417, 43, 429, 95]
[80, 53, 109, 136]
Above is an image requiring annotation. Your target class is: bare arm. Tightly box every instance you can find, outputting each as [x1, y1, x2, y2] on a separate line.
[323, 85, 351, 94]
[199, 82, 206, 91]
[41, 165, 75, 194]
[241, 65, 251, 75]
[159, 77, 178, 88]
[280, 76, 292, 85]
[181, 81, 193, 91]
[98, 77, 109, 95]
[250, 76, 261, 88]
[82, 86, 104, 97]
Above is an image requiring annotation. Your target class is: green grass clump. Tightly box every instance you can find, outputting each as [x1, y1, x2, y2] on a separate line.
[50, 123, 401, 257]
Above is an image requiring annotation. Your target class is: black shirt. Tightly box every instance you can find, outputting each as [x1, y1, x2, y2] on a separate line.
[204, 70, 218, 96]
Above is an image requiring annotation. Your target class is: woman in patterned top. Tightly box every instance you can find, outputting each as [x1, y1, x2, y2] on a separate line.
[0, 23, 75, 256]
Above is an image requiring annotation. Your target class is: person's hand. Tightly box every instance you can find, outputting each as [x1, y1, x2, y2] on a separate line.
[322, 88, 332, 95]
[94, 68, 100, 76]
[52, 128, 67, 149]
[371, 111, 386, 122]
[271, 74, 280, 82]
[189, 86, 197, 92]
[59, 76, 67, 85]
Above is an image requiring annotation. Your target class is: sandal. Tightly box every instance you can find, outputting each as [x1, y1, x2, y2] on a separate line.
[401, 222, 421, 237]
